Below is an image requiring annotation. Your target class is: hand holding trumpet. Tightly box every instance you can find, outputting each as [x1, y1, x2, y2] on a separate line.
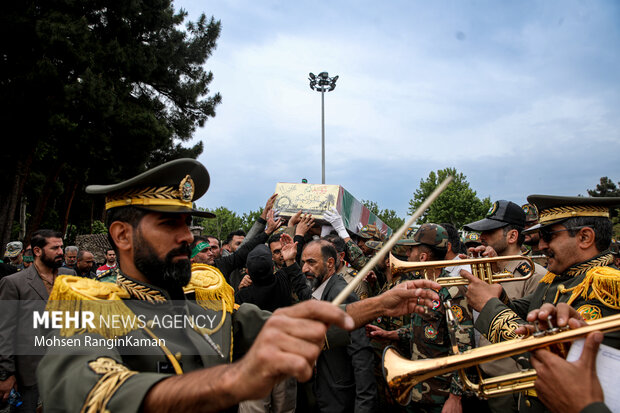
[517, 304, 606, 413]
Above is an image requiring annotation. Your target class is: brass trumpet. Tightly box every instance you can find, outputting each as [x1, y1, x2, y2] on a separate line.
[383, 313, 620, 404]
[389, 254, 535, 286]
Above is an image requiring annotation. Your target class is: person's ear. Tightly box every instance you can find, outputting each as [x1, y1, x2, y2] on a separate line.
[577, 227, 595, 250]
[327, 257, 336, 270]
[109, 222, 133, 253]
[507, 229, 519, 244]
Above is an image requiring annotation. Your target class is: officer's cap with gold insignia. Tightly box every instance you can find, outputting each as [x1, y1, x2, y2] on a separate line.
[524, 195, 620, 233]
[86, 158, 215, 218]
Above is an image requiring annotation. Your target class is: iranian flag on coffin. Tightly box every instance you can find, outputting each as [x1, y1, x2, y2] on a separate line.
[274, 183, 393, 238]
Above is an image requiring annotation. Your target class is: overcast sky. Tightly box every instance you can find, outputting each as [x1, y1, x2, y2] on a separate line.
[177, 0, 620, 219]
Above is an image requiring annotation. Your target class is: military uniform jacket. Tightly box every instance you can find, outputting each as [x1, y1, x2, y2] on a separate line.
[339, 265, 369, 300]
[398, 272, 474, 406]
[345, 240, 385, 297]
[36, 272, 270, 413]
[369, 272, 417, 358]
[478, 258, 546, 377]
[475, 253, 620, 413]
[476, 253, 620, 346]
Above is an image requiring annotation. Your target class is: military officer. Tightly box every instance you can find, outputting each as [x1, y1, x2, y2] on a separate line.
[36, 158, 442, 412]
[464, 195, 620, 413]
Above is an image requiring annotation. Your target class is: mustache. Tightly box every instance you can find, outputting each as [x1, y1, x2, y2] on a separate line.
[542, 249, 554, 258]
[166, 244, 192, 261]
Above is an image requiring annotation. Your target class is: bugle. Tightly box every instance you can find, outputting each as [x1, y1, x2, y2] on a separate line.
[382, 313, 620, 404]
[389, 254, 535, 286]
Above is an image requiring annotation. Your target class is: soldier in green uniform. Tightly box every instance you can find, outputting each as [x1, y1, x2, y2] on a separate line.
[35, 158, 442, 412]
[464, 195, 620, 413]
[369, 224, 475, 413]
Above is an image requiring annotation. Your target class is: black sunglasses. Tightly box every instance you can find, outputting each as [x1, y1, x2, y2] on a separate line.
[539, 226, 587, 243]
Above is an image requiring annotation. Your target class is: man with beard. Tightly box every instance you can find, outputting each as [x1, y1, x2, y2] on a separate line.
[463, 200, 546, 413]
[75, 250, 97, 279]
[297, 239, 378, 413]
[36, 159, 441, 413]
[463, 200, 546, 305]
[62, 245, 78, 270]
[0, 230, 75, 412]
[464, 195, 620, 413]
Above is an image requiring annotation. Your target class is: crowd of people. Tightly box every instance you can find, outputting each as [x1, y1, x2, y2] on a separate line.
[0, 158, 619, 413]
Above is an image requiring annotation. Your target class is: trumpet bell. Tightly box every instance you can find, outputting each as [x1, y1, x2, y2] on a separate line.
[382, 314, 620, 404]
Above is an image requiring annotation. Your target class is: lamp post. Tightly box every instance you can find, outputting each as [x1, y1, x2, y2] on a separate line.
[308, 72, 338, 184]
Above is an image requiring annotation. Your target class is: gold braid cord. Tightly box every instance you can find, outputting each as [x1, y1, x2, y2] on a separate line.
[82, 357, 138, 413]
[116, 274, 166, 303]
[487, 308, 521, 343]
[539, 205, 609, 223]
[106, 186, 180, 203]
[565, 254, 614, 277]
[540, 254, 614, 284]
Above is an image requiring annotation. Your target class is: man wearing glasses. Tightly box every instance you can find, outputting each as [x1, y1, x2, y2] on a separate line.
[463, 195, 620, 413]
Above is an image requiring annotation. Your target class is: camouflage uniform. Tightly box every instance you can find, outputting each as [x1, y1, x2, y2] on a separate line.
[339, 266, 369, 300]
[345, 239, 385, 297]
[397, 273, 474, 413]
[391, 224, 475, 413]
[368, 270, 418, 411]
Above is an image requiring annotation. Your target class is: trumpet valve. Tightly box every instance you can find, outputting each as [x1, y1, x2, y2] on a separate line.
[546, 315, 559, 334]
[532, 321, 545, 338]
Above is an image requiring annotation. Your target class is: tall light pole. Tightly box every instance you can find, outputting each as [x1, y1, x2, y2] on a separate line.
[309, 72, 338, 184]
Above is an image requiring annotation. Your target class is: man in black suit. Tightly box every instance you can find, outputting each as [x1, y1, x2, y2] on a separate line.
[299, 239, 378, 413]
[0, 229, 75, 412]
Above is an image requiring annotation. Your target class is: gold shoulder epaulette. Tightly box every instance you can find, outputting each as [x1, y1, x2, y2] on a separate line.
[185, 264, 235, 313]
[566, 266, 620, 309]
[46, 275, 137, 339]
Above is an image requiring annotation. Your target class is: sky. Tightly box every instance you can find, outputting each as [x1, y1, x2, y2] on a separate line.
[176, 0, 620, 219]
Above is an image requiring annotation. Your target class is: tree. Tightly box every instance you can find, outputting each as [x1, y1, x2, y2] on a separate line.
[408, 168, 492, 229]
[362, 200, 405, 231]
[0, 0, 222, 247]
[587, 177, 620, 198]
[197, 207, 245, 241]
[586, 176, 620, 239]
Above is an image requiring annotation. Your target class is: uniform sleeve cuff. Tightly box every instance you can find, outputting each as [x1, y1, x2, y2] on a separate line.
[580, 402, 611, 413]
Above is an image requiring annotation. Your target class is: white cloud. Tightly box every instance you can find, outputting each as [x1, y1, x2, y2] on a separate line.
[185, 0, 620, 217]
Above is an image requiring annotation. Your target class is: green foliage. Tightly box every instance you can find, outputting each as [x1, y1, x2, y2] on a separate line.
[196, 206, 269, 240]
[408, 168, 491, 229]
[0, 0, 222, 245]
[587, 177, 620, 197]
[91, 220, 108, 234]
[586, 176, 620, 239]
[362, 200, 405, 231]
[242, 208, 264, 233]
[196, 207, 245, 241]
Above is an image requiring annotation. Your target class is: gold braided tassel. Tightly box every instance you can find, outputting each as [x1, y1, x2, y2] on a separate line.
[539, 271, 558, 284]
[185, 264, 235, 313]
[566, 267, 620, 309]
[46, 275, 138, 339]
